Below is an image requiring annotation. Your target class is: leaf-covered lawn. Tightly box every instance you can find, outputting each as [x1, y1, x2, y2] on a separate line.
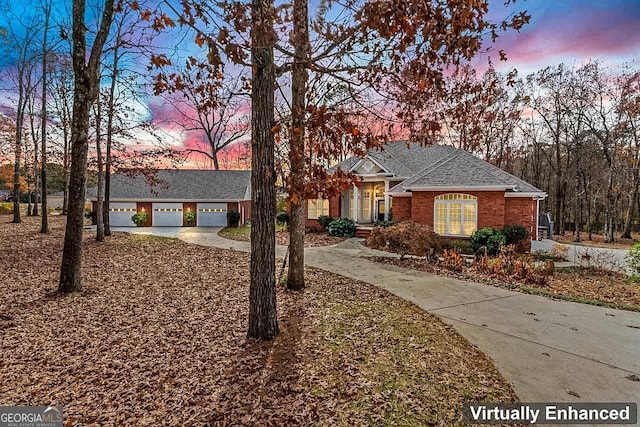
[1, 216, 518, 425]
[219, 225, 347, 247]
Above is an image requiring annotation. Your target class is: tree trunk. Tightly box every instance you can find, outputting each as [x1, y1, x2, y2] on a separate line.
[59, 0, 115, 293]
[247, 0, 278, 339]
[287, 0, 309, 291]
[95, 99, 104, 242]
[62, 125, 70, 215]
[621, 169, 639, 239]
[40, 3, 50, 233]
[12, 88, 24, 224]
[573, 160, 580, 242]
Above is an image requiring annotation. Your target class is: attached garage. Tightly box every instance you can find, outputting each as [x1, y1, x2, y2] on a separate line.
[152, 203, 183, 226]
[109, 202, 137, 227]
[90, 170, 251, 228]
[197, 203, 227, 226]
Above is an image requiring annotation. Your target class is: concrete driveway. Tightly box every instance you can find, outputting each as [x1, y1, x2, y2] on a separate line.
[113, 227, 640, 412]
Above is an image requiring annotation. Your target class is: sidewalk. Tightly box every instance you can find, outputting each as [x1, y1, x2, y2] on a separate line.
[115, 227, 640, 409]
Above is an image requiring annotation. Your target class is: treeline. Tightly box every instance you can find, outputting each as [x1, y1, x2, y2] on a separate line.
[419, 61, 639, 242]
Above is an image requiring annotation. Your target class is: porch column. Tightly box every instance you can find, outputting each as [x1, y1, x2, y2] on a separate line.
[384, 180, 390, 220]
[352, 184, 359, 223]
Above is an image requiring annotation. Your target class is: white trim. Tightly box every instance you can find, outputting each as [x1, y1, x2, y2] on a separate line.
[104, 198, 247, 203]
[434, 196, 478, 237]
[387, 192, 412, 197]
[408, 185, 515, 191]
[504, 192, 548, 198]
[348, 155, 390, 174]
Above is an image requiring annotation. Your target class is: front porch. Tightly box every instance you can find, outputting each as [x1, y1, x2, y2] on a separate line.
[341, 180, 396, 224]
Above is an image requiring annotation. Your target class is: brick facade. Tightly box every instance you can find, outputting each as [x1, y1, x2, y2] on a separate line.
[393, 190, 536, 251]
[391, 197, 411, 220]
[305, 195, 340, 230]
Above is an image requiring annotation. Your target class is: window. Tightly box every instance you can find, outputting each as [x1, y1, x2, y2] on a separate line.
[109, 208, 136, 212]
[308, 199, 329, 219]
[434, 194, 477, 236]
[154, 208, 182, 212]
[199, 208, 225, 212]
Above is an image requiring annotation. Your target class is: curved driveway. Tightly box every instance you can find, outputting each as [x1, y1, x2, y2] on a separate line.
[114, 227, 640, 413]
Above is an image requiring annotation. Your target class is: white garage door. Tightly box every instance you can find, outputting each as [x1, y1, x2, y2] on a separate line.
[197, 203, 227, 226]
[152, 203, 183, 226]
[109, 202, 137, 227]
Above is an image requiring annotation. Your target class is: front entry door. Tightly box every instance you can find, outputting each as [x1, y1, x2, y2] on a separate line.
[377, 200, 385, 222]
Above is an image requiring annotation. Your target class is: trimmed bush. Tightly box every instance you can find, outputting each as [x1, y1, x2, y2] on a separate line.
[85, 210, 98, 225]
[131, 212, 148, 227]
[227, 210, 240, 227]
[317, 215, 334, 231]
[626, 243, 640, 281]
[470, 227, 506, 255]
[503, 224, 530, 245]
[366, 220, 442, 260]
[327, 217, 356, 237]
[276, 210, 289, 227]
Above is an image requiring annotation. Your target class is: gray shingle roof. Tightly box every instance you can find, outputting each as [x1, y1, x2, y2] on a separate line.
[390, 148, 543, 193]
[333, 141, 457, 177]
[93, 169, 251, 201]
[331, 141, 543, 194]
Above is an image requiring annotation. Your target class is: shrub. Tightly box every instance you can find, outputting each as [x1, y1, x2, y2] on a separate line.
[276, 210, 289, 227]
[442, 238, 474, 255]
[184, 210, 195, 225]
[470, 227, 506, 255]
[366, 220, 441, 260]
[226, 210, 240, 227]
[85, 211, 98, 225]
[626, 243, 640, 280]
[0, 202, 12, 214]
[131, 212, 148, 227]
[503, 224, 530, 245]
[327, 217, 356, 237]
[317, 215, 334, 231]
[550, 243, 569, 261]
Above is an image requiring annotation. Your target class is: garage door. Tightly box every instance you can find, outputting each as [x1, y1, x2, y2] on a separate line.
[109, 202, 137, 227]
[197, 203, 227, 226]
[152, 203, 183, 226]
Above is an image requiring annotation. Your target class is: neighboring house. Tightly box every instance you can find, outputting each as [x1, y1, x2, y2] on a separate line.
[89, 169, 251, 227]
[307, 141, 547, 245]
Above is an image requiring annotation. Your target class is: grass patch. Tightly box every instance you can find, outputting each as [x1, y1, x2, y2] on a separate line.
[218, 225, 250, 241]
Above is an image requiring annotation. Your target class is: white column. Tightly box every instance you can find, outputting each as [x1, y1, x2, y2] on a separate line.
[353, 184, 359, 223]
[384, 180, 390, 220]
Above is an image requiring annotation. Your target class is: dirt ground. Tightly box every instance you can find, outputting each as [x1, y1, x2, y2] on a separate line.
[0, 216, 518, 426]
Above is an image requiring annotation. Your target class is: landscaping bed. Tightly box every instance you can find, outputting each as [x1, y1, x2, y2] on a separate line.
[219, 225, 347, 247]
[0, 216, 518, 425]
[368, 256, 640, 312]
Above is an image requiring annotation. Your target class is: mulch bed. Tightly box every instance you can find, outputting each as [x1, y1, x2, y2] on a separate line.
[369, 256, 640, 311]
[0, 216, 518, 426]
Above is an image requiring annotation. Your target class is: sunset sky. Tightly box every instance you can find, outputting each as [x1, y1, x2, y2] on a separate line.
[0, 0, 639, 164]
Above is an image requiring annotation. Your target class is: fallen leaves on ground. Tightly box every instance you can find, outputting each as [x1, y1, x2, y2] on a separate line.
[1, 216, 517, 426]
[553, 233, 639, 250]
[369, 257, 640, 310]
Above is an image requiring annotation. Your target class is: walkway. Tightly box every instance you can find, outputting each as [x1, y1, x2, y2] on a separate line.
[114, 227, 640, 410]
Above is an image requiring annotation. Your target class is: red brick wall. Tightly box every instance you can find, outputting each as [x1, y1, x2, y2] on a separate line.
[504, 197, 537, 249]
[391, 197, 411, 220]
[305, 196, 340, 231]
